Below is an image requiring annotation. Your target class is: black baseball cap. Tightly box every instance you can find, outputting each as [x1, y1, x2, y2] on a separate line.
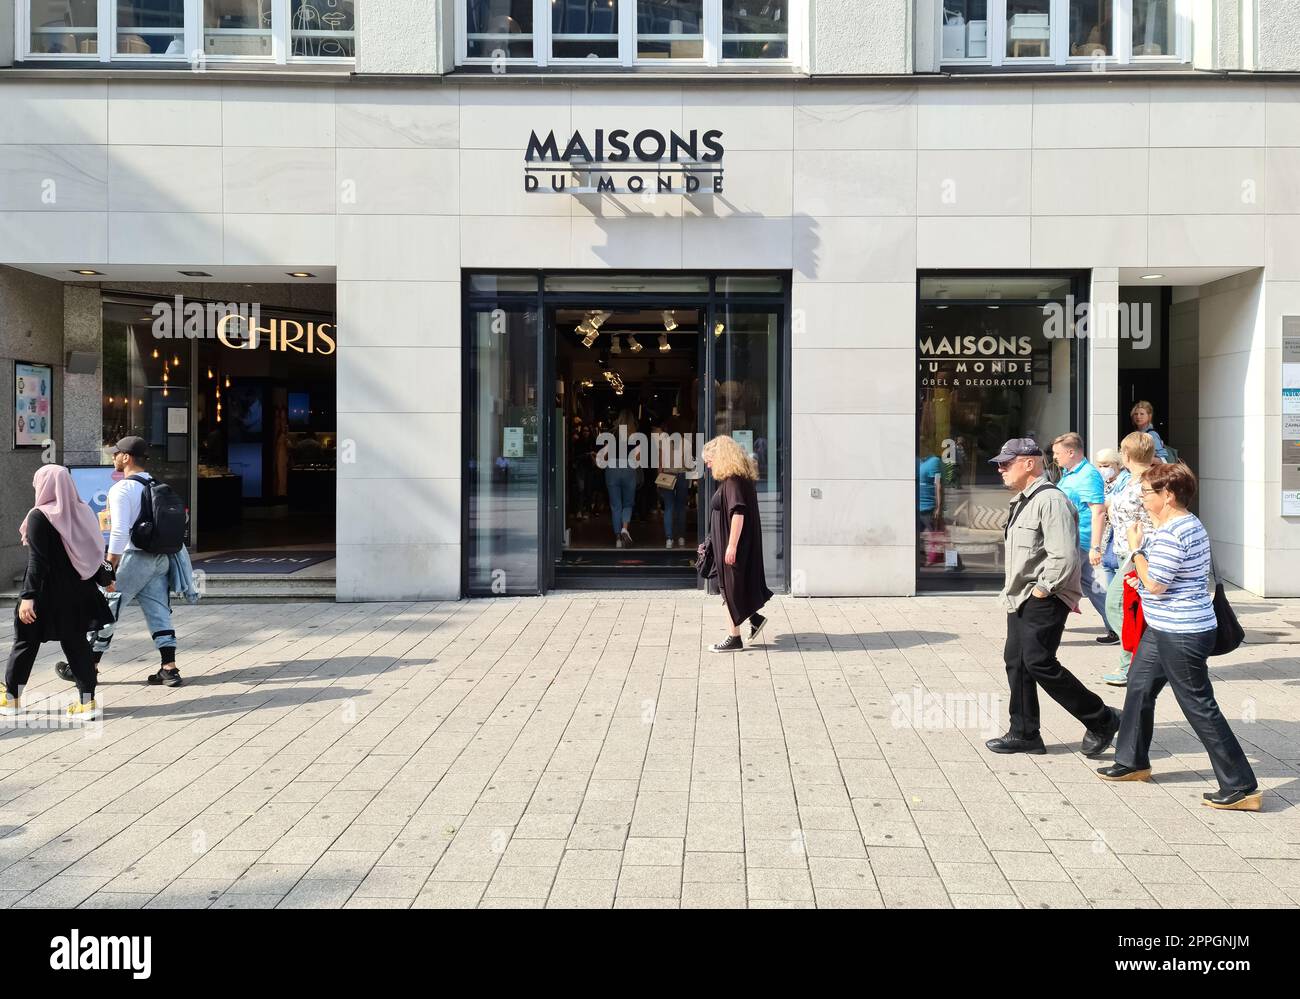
[988, 438, 1043, 464]
[111, 436, 149, 459]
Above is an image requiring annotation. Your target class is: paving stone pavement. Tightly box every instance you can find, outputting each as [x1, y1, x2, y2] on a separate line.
[1, 591, 1298, 910]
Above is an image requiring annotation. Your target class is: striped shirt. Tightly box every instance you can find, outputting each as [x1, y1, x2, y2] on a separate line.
[1136, 514, 1216, 633]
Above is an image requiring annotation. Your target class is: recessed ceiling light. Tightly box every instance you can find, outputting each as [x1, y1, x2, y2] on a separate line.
[287, 272, 315, 279]
[1141, 273, 1164, 280]
[71, 269, 102, 276]
[180, 270, 212, 277]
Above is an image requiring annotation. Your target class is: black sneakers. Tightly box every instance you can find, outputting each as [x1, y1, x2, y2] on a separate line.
[147, 667, 183, 687]
[748, 613, 768, 645]
[55, 661, 97, 683]
[709, 635, 743, 653]
[1095, 631, 1121, 646]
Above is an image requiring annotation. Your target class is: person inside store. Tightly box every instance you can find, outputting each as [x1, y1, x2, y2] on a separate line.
[603, 409, 640, 548]
[1097, 462, 1262, 811]
[702, 435, 772, 653]
[1094, 432, 1157, 686]
[1, 465, 113, 721]
[1050, 432, 1109, 635]
[1131, 400, 1171, 462]
[917, 449, 944, 566]
[1090, 447, 1124, 645]
[986, 437, 1121, 757]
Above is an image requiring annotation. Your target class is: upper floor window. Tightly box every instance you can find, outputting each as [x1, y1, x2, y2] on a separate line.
[458, 0, 801, 68]
[941, 0, 1187, 67]
[19, 0, 355, 63]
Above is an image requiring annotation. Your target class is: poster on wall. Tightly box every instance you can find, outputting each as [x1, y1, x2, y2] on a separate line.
[69, 466, 123, 545]
[13, 361, 53, 448]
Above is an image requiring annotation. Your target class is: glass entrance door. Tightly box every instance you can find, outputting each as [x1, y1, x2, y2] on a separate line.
[464, 272, 789, 597]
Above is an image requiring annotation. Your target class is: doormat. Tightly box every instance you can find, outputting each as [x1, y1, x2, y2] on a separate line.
[191, 551, 335, 575]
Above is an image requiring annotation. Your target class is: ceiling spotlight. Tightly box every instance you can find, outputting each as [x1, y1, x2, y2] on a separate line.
[714, 322, 725, 338]
[287, 272, 315, 279]
[662, 310, 678, 332]
[629, 337, 643, 353]
[581, 331, 597, 348]
[610, 335, 622, 354]
[72, 269, 103, 276]
[659, 334, 671, 352]
[589, 310, 612, 329]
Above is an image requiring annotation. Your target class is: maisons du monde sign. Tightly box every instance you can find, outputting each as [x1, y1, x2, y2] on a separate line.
[524, 127, 725, 195]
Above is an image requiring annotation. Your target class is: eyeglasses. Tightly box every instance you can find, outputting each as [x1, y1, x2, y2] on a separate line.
[1140, 487, 1161, 496]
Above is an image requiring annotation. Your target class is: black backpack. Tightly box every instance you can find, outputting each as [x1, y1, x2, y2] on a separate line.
[128, 474, 187, 555]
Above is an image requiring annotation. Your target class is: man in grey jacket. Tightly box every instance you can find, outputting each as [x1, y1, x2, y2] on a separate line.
[986, 438, 1121, 756]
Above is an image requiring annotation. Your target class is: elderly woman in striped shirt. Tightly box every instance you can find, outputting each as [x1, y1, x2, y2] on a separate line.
[1096, 463, 1261, 811]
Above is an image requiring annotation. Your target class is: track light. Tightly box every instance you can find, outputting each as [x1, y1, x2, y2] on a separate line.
[662, 310, 678, 332]
[714, 322, 725, 338]
[659, 334, 671, 351]
[629, 337, 643, 353]
[611, 335, 622, 354]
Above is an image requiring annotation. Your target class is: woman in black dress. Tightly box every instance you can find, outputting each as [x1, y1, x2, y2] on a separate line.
[1, 465, 112, 721]
[702, 435, 773, 653]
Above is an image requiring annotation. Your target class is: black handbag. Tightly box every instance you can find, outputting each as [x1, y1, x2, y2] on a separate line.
[696, 537, 717, 581]
[1209, 558, 1244, 657]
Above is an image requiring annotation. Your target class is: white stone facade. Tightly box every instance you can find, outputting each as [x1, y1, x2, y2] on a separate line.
[1, 71, 1298, 598]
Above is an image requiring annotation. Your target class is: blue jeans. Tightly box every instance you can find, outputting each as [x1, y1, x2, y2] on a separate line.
[1114, 626, 1256, 793]
[605, 467, 636, 536]
[659, 477, 688, 538]
[92, 551, 176, 658]
[1079, 553, 1109, 624]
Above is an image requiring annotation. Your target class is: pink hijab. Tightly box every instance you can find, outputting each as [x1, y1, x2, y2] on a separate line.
[20, 465, 106, 582]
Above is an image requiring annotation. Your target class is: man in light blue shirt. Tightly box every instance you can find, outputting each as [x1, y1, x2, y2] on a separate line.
[1051, 432, 1110, 627]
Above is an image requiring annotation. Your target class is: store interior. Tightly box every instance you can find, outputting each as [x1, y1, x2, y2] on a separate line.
[553, 305, 703, 575]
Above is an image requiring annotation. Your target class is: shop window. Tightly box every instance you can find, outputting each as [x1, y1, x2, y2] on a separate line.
[916, 274, 1084, 588]
[116, 0, 185, 56]
[457, 0, 801, 67]
[204, 0, 272, 57]
[636, 0, 704, 61]
[551, 0, 619, 60]
[28, 0, 98, 55]
[941, 0, 1188, 67]
[20, 0, 356, 63]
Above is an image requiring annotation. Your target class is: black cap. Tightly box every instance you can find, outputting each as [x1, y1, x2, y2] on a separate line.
[988, 437, 1043, 464]
[111, 436, 149, 459]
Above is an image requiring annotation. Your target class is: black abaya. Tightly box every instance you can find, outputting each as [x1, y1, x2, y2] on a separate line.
[710, 474, 773, 626]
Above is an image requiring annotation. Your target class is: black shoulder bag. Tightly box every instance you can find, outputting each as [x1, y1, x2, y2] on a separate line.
[1209, 557, 1245, 657]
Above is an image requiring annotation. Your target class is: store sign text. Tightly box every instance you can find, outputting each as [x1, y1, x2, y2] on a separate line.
[919, 335, 1034, 387]
[216, 314, 337, 356]
[524, 128, 725, 195]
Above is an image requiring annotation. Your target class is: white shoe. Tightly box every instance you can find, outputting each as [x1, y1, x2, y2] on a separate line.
[677, 537, 685, 548]
[666, 539, 674, 549]
[615, 538, 624, 549]
[620, 529, 634, 546]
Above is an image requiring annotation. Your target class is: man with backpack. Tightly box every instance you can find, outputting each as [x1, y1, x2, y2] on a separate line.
[88, 436, 187, 687]
[985, 437, 1121, 757]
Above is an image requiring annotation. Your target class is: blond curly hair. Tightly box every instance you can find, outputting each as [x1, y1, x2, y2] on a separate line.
[702, 434, 758, 481]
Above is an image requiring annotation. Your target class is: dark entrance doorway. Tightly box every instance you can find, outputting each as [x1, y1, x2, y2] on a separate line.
[464, 272, 790, 596]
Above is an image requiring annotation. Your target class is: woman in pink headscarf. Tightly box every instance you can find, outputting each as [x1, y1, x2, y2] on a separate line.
[1, 465, 113, 721]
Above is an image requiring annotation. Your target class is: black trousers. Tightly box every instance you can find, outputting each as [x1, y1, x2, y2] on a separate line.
[1004, 596, 1110, 740]
[1114, 626, 1257, 793]
[6, 627, 96, 699]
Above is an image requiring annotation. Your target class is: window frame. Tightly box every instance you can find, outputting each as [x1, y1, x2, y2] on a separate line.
[16, 0, 355, 64]
[940, 0, 1190, 69]
[455, 0, 803, 69]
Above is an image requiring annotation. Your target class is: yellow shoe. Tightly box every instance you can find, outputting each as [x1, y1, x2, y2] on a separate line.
[66, 700, 99, 722]
[0, 685, 20, 716]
